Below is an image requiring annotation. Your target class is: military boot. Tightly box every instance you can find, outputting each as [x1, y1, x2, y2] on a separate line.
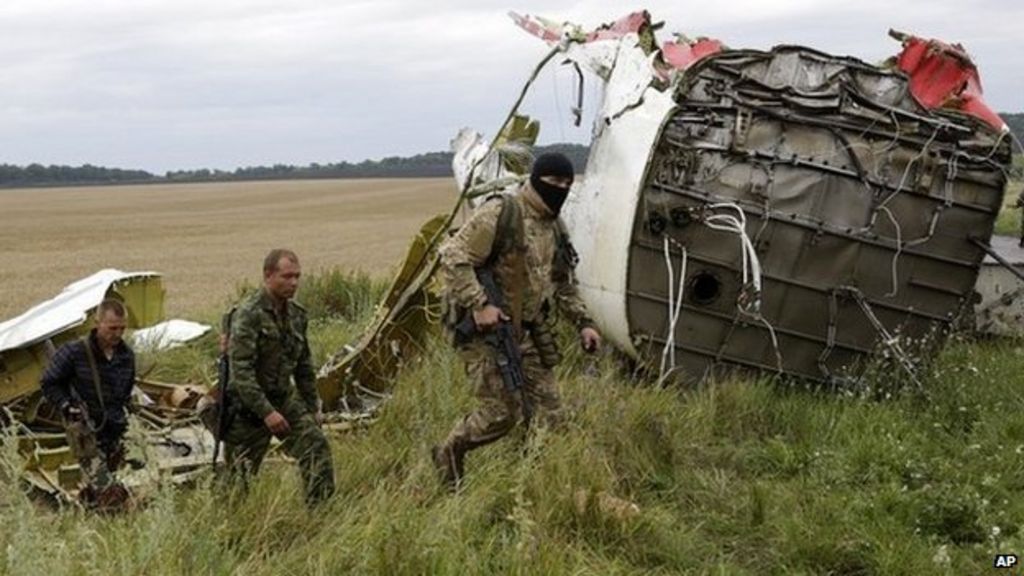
[431, 441, 466, 492]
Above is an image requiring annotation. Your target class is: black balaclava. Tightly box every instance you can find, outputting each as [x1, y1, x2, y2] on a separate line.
[529, 152, 575, 216]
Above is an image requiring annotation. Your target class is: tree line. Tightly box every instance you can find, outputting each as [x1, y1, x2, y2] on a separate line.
[1, 114, 1020, 188]
[0, 144, 590, 188]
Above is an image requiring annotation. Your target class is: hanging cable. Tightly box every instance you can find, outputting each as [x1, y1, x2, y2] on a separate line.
[695, 203, 784, 372]
[879, 206, 903, 298]
[658, 236, 688, 385]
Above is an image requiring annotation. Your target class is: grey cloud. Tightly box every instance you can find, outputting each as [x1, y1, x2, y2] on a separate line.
[0, 1, 1019, 172]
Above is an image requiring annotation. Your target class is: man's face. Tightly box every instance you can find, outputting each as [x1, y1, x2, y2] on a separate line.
[95, 310, 127, 349]
[265, 257, 301, 301]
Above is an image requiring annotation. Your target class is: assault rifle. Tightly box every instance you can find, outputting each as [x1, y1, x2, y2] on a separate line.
[211, 310, 235, 467]
[454, 268, 533, 426]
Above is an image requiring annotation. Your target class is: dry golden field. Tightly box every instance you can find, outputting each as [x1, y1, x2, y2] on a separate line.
[0, 178, 456, 319]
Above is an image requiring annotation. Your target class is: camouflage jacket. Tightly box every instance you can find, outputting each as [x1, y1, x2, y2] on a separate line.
[440, 187, 594, 332]
[228, 289, 318, 419]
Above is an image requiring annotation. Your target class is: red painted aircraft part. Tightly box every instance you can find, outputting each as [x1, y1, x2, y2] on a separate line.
[510, 11, 652, 45]
[511, 10, 723, 73]
[510, 13, 1004, 133]
[662, 38, 724, 70]
[895, 35, 1006, 131]
[583, 11, 650, 42]
[509, 11, 562, 44]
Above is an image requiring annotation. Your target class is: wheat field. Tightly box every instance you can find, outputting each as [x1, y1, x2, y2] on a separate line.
[0, 178, 456, 319]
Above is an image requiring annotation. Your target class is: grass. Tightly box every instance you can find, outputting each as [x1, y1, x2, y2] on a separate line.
[4, 269, 1024, 575]
[994, 177, 1022, 237]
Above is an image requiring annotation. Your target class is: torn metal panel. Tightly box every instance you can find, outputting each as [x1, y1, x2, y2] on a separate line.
[561, 80, 676, 356]
[316, 215, 448, 409]
[632, 45, 1009, 383]
[892, 30, 1007, 132]
[15, 380, 216, 504]
[0, 269, 162, 352]
[975, 235, 1024, 336]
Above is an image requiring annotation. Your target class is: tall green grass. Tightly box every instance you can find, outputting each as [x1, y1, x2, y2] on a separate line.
[3, 269, 1024, 575]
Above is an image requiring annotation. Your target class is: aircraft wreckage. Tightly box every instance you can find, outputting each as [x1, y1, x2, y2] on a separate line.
[0, 271, 215, 501]
[0, 270, 374, 504]
[2, 10, 1020, 504]
[318, 10, 1020, 396]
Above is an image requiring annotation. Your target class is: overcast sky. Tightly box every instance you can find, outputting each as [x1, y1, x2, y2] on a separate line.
[0, 1, 1019, 173]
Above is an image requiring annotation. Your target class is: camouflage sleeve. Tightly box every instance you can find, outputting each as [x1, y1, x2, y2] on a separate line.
[229, 305, 276, 420]
[293, 314, 319, 413]
[439, 199, 503, 311]
[554, 268, 595, 331]
[39, 342, 77, 411]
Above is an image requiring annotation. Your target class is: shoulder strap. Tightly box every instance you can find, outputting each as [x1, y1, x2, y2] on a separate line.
[80, 336, 107, 416]
[553, 217, 580, 275]
[222, 305, 238, 335]
[484, 194, 524, 268]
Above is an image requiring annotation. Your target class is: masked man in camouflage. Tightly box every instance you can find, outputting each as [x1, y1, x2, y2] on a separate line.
[223, 249, 335, 506]
[41, 299, 134, 508]
[432, 152, 602, 490]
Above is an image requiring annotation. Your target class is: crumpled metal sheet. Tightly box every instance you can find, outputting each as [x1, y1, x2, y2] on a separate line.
[13, 380, 215, 504]
[130, 320, 211, 352]
[975, 235, 1024, 336]
[316, 215, 448, 409]
[0, 269, 162, 353]
[893, 30, 1006, 132]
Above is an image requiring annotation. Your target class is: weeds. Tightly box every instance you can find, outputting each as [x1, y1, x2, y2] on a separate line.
[3, 269, 1024, 574]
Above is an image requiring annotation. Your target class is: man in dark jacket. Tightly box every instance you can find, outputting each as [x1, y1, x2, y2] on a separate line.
[41, 298, 135, 504]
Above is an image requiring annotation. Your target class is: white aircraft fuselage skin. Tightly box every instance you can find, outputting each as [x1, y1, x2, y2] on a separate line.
[452, 31, 673, 358]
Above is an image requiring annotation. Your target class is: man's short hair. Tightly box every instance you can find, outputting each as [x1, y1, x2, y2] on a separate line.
[96, 298, 127, 319]
[264, 248, 300, 274]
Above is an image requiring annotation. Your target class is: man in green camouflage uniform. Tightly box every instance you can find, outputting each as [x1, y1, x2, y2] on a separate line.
[224, 249, 335, 506]
[432, 152, 602, 489]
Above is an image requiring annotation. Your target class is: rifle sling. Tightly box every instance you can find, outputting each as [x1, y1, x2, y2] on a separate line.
[80, 336, 108, 431]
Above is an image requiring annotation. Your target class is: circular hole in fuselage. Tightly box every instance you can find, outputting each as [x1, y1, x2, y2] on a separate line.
[688, 272, 721, 306]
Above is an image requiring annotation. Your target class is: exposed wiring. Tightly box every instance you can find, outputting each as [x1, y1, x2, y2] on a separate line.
[879, 206, 902, 298]
[658, 236, 688, 385]
[697, 203, 784, 373]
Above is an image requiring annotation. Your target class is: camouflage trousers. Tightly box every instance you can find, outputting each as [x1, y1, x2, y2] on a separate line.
[66, 418, 125, 492]
[224, 396, 335, 506]
[443, 338, 562, 452]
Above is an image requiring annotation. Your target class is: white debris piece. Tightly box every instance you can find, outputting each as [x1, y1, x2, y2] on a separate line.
[130, 320, 211, 352]
[0, 269, 159, 353]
